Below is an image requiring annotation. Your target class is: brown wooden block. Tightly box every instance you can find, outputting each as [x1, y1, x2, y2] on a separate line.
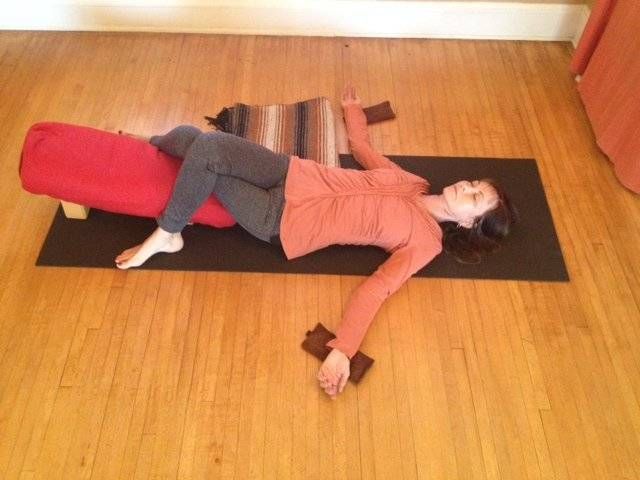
[301, 322, 374, 384]
[363, 101, 396, 124]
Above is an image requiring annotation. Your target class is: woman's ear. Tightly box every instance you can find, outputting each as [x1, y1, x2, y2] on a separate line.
[458, 217, 474, 229]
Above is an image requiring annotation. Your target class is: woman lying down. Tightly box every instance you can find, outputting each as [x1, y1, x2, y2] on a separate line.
[116, 85, 517, 399]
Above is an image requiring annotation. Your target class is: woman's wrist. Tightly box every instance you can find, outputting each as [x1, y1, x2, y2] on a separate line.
[331, 347, 350, 360]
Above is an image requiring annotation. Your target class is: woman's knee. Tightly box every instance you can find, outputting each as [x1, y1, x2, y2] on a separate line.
[173, 125, 202, 140]
[151, 124, 203, 158]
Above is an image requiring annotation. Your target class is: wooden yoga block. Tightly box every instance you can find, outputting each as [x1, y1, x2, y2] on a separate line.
[61, 201, 90, 220]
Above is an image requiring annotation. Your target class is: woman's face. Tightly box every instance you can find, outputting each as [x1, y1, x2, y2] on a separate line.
[442, 180, 499, 227]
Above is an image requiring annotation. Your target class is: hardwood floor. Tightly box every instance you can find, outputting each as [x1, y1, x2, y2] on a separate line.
[1, 31, 639, 480]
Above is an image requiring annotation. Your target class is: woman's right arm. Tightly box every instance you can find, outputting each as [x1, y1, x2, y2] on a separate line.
[342, 85, 401, 171]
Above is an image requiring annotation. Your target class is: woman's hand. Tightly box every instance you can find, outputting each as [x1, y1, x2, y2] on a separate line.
[317, 348, 350, 399]
[341, 84, 361, 108]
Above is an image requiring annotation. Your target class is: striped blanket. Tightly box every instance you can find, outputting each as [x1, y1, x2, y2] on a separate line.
[206, 97, 338, 167]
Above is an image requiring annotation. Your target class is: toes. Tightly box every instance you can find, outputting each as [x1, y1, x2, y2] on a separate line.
[116, 246, 141, 264]
[115, 248, 139, 265]
[115, 252, 133, 263]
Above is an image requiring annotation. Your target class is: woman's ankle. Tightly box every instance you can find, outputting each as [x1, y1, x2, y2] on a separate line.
[154, 226, 176, 238]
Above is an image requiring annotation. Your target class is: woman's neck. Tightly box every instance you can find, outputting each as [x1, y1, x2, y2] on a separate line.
[420, 194, 455, 223]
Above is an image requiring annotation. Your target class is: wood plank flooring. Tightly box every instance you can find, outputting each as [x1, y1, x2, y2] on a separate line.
[1, 31, 639, 480]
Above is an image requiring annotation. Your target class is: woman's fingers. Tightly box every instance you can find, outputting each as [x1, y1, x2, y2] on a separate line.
[321, 367, 339, 385]
[319, 378, 336, 393]
[318, 378, 332, 389]
[317, 372, 339, 396]
[319, 373, 341, 396]
[342, 83, 357, 103]
[317, 370, 336, 388]
[317, 359, 348, 398]
[319, 380, 341, 399]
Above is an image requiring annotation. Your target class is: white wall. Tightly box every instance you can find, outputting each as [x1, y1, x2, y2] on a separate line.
[3, 0, 590, 42]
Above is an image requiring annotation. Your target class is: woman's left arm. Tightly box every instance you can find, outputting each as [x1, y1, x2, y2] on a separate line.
[325, 244, 433, 358]
[318, 240, 441, 397]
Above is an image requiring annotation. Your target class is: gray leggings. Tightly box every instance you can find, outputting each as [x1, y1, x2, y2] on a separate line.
[151, 125, 290, 243]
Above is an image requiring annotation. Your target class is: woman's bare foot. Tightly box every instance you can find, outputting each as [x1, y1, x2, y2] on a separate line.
[118, 130, 150, 142]
[115, 228, 184, 269]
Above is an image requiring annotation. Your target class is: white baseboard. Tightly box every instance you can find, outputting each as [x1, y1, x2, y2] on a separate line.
[3, 1, 586, 42]
[572, 4, 591, 47]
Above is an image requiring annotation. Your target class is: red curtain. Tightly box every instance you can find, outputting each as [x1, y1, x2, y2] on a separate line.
[570, 0, 640, 193]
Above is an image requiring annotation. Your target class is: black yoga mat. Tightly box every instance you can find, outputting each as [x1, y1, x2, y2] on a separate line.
[36, 155, 569, 282]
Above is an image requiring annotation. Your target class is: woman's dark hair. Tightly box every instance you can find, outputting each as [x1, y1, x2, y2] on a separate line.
[441, 179, 518, 264]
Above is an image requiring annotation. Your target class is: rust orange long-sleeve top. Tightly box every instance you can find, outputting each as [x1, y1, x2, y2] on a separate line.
[279, 104, 443, 358]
